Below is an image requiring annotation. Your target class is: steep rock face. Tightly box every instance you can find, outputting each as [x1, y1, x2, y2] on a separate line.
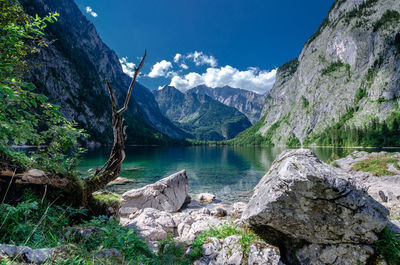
[21, 0, 187, 144]
[254, 0, 400, 145]
[153, 86, 252, 141]
[188, 85, 266, 124]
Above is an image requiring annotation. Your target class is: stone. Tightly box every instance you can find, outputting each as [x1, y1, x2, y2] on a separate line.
[243, 149, 389, 245]
[123, 208, 176, 241]
[197, 193, 216, 204]
[0, 245, 53, 264]
[247, 242, 282, 265]
[296, 244, 374, 265]
[211, 207, 227, 217]
[193, 236, 282, 265]
[95, 248, 122, 258]
[24, 248, 54, 264]
[119, 170, 188, 219]
[175, 210, 222, 242]
[106, 177, 133, 186]
[229, 202, 246, 219]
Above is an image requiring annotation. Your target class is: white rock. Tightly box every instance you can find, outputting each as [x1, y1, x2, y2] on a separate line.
[197, 193, 216, 204]
[123, 208, 175, 241]
[119, 170, 188, 219]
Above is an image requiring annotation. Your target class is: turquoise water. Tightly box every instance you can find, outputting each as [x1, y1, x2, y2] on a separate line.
[78, 146, 394, 204]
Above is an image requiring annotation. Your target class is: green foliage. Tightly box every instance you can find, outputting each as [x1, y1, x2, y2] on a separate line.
[394, 32, 400, 53]
[0, 192, 193, 264]
[301, 96, 309, 108]
[278, 57, 299, 78]
[346, 0, 378, 20]
[321, 60, 350, 77]
[355, 87, 368, 103]
[375, 227, 400, 264]
[286, 133, 301, 147]
[0, 0, 87, 176]
[156, 235, 192, 265]
[307, 110, 400, 147]
[0, 190, 87, 248]
[373, 10, 400, 32]
[190, 223, 261, 261]
[352, 155, 398, 176]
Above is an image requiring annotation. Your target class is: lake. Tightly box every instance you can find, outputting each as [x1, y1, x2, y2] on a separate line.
[78, 146, 393, 204]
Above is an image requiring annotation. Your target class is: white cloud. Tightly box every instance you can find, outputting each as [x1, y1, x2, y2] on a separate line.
[85, 6, 98, 17]
[180, 63, 189, 70]
[186, 51, 217, 67]
[169, 65, 276, 94]
[148, 60, 174, 78]
[174, 53, 182, 63]
[119, 57, 136, 77]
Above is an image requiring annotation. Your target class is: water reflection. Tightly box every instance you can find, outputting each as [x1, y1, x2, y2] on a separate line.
[78, 146, 399, 204]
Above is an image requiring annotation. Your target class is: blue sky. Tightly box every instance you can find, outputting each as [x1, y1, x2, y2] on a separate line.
[75, 0, 334, 93]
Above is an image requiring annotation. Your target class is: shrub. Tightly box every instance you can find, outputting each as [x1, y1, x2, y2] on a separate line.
[375, 227, 400, 264]
[373, 10, 400, 32]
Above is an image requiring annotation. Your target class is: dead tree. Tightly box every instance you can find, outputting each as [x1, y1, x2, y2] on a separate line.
[84, 49, 146, 196]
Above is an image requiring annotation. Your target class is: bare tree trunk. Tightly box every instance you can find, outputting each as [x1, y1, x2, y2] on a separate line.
[84, 50, 146, 196]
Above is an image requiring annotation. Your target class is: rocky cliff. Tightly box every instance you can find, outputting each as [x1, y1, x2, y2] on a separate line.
[247, 0, 400, 146]
[188, 85, 266, 124]
[21, 0, 188, 144]
[153, 86, 252, 141]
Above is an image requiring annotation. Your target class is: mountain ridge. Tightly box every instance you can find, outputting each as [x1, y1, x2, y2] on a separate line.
[187, 85, 266, 124]
[153, 86, 252, 141]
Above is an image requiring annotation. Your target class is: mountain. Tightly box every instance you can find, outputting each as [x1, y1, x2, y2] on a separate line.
[188, 85, 266, 124]
[153, 86, 252, 141]
[21, 0, 188, 145]
[236, 0, 400, 146]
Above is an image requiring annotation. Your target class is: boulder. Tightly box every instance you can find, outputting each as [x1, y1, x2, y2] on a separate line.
[242, 149, 389, 263]
[119, 170, 188, 218]
[197, 193, 216, 204]
[122, 208, 176, 241]
[229, 202, 246, 219]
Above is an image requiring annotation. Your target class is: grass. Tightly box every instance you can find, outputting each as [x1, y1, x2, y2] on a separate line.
[375, 227, 400, 265]
[352, 155, 398, 176]
[0, 190, 191, 264]
[190, 223, 262, 261]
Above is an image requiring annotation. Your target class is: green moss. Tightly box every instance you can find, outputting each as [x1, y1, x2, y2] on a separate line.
[91, 191, 121, 215]
[373, 10, 400, 32]
[352, 155, 398, 176]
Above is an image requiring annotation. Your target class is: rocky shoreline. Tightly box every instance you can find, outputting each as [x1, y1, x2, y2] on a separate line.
[114, 149, 400, 264]
[2, 149, 399, 264]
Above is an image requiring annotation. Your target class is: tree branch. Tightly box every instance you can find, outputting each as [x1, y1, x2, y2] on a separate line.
[117, 49, 147, 114]
[105, 78, 117, 111]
